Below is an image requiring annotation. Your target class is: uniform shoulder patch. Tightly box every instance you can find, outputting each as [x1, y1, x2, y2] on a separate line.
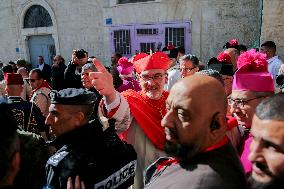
[47, 151, 69, 167]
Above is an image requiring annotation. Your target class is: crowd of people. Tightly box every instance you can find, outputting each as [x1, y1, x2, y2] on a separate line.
[0, 39, 284, 189]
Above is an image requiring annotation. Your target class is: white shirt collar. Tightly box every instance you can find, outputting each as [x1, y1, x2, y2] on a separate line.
[268, 56, 279, 64]
[38, 64, 44, 71]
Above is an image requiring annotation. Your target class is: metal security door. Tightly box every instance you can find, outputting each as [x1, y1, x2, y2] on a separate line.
[28, 35, 55, 68]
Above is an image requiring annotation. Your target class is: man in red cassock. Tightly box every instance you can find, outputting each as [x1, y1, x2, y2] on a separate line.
[90, 52, 170, 189]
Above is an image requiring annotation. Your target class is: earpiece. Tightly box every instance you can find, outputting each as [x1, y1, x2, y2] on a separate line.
[210, 119, 220, 130]
[210, 112, 220, 130]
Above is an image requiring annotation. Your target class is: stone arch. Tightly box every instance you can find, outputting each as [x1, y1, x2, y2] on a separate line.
[23, 5, 53, 28]
[18, 0, 60, 64]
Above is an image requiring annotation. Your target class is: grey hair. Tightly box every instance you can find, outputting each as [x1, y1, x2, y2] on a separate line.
[179, 54, 199, 67]
[255, 93, 284, 121]
[81, 63, 97, 73]
[196, 69, 224, 86]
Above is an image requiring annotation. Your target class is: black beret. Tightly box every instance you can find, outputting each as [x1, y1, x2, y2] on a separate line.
[49, 88, 97, 105]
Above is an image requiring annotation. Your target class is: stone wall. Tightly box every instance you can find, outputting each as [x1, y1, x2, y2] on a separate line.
[104, 0, 262, 63]
[261, 0, 284, 59]
[0, 1, 19, 63]
[0, 0, 262, 66]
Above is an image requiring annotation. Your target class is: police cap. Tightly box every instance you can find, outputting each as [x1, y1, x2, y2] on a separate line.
[49, 88, 97, 105]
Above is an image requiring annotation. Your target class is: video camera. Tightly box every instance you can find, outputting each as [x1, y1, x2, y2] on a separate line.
[276, 74, 284, 89]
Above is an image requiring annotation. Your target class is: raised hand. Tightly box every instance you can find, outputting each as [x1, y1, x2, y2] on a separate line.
[90, 58, 116, 104]
[71, 50, 79, 65]
[67, 176, 85, 189]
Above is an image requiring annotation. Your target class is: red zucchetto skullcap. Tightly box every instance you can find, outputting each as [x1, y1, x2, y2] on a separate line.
[229, 38, 238, 46]
[6, 73, 24, 85]
[133, 52, 170, 74]
[217, 52, 232, 64]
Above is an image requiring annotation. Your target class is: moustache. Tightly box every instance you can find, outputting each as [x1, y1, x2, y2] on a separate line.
[164, 127, 178, 140]
[255, 162, 274, 177]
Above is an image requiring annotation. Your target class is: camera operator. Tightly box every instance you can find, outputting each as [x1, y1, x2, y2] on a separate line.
[64, 49, 88, 89]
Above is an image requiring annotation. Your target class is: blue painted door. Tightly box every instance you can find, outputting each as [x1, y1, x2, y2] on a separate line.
[28, 35, 56, 68]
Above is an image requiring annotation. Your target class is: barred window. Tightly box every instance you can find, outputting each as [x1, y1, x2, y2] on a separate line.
[137, 28, 158, 35]
[24, 5, 53, 28]
[113, 30, 131, 55]
[165, 27, 185, 48]
[118, 0, 154, 4]
[140, 43, 155, 53]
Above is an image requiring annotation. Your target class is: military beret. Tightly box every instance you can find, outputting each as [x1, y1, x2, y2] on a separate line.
[49, 88, 97, 105]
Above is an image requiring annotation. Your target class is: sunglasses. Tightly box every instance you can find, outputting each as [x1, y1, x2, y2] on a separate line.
[27, 79, 39, 83]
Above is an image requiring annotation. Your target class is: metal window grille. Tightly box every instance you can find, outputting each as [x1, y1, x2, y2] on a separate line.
[113, 30, 131, 55]
[140, 43, 155, 53]
[24, 5, 53, 28]
[137, 28, 159, 35]
[165, 27, 185, 48]
[117, 0, 154, 4]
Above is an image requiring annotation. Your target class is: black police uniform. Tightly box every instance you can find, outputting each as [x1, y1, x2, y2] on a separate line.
[44, 88, 137, 189]
[7, 96, 46, 135]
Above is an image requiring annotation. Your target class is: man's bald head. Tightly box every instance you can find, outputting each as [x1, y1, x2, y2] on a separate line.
[163, 75, 228, 159]
[224, 48, 240, 71]
[172, 74, 227, 114]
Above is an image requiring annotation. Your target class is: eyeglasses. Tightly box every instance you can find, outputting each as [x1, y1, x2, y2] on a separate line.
[28, 79, 39, 83]
[140, 73, 165, 82]
[179, 67, 196, 72]
[227, 96, 267, 108]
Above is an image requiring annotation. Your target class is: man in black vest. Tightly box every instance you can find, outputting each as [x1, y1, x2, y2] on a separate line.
[5, 73, 46, 135]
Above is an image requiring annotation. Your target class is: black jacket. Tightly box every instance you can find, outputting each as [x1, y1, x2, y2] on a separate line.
[8, 96, 46, 135]
[51, 63, 67, 90]
[64, 61, 84, 89]
[45, 120, 137, 189]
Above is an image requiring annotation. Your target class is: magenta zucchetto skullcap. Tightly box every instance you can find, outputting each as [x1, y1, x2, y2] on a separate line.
[117, 57, 133, 75]
[232, 49, 274, 92]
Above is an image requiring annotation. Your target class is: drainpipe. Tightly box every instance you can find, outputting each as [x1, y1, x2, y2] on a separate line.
[259, 0, 264, 47]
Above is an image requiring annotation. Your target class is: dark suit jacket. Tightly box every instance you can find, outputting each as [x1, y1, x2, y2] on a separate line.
[37, 63, 51, 84]
[145, 142, 248, 189]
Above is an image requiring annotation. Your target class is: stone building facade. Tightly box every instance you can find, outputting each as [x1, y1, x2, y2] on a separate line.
[261, 0, 284, 59]
[0, 0, 262, 67]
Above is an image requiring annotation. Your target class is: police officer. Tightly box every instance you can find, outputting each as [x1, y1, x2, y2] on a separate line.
[44, 88, 137, 189]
